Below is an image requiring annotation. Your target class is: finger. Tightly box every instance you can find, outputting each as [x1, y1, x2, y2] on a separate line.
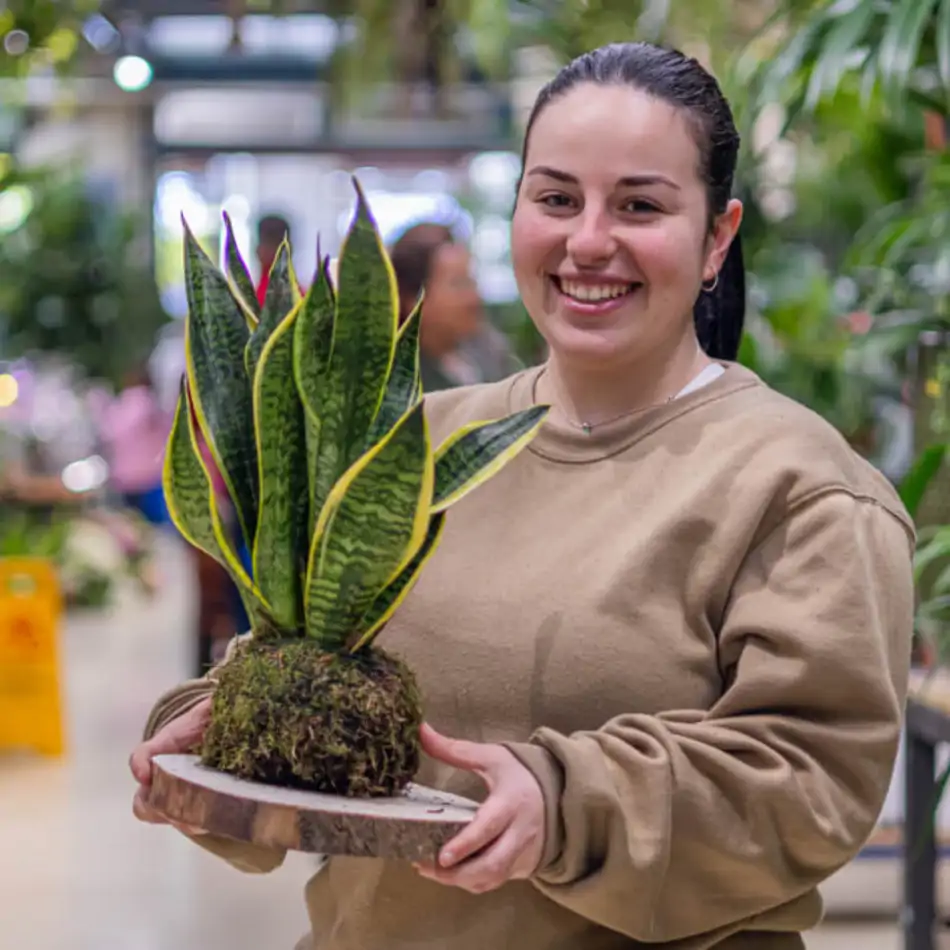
[439, 798, 513, 868]
[170, 819, 208, 837]
[132, 787, 167, 825]
[419, 724, 501, 778]
[129, 742, 158, 786]
[420, 828, 523, 894]
[133, 787, 205, 835]
[130, 732, 179, 786]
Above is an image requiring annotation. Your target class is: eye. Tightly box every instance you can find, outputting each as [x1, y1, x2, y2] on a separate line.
[537, 192, 575, 210]
[621, 198, 662, 214]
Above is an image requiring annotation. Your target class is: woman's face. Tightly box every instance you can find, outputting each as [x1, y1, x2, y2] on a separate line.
[422, 244, 483, 347]
[512, 83, 742, 370]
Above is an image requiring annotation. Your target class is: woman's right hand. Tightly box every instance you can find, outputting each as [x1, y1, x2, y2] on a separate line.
[130, 697, 212, 835]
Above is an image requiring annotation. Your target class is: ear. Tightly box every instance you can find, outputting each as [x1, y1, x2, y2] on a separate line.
[703, 199, 743, 283]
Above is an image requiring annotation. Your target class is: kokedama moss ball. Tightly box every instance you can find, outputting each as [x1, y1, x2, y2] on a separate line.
[200, 639, 423, 797]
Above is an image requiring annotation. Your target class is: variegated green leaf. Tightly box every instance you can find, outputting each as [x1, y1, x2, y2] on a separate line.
[305, 401, 432, 649]
[367, 296, 423, 446]
[311, 179, 399, 523]
[293, 258, 336, 534]
[253, 304, 309, 630]
[246, 240, 297, 377]
[183, 225, 258, 548]
[347, 511, 446, 653]
[163, 380, 262, 615]
[433, 406, 549, 513]
[222, 211, 260, 328]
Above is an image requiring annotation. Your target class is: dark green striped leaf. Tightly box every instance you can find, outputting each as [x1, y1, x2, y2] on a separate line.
[293, 259, 336, 534]
[253, 306, 309, 630]
[310, 179, 399, 524]
[367, 297, 423, 446]
[223, 211, 260, 326]
[433, 405, 549, 513]
[183, 225, 258, 547]
[246, 240, 297, 377]
[163, 380, 260, 615]
[304, 401, 431, 650]
[347, 511, 446, 653]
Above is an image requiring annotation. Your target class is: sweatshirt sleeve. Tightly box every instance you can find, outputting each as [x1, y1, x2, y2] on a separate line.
[141, 633, 287, 875]
[504, 491, 914, 943]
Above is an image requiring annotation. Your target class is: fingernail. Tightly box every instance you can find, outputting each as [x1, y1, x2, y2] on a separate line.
[441, 850, 454, 867]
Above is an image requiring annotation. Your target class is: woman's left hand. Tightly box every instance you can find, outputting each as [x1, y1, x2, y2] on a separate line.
[414, 723, 545, 894]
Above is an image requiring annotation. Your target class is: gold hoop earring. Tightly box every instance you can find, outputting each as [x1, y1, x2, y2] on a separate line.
[702, 273, 719, 293]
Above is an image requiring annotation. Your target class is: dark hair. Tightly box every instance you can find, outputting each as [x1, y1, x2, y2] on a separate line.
[519, 42, 744, 361]
[389, 225, 455, 322]
[257, 214, 292, 249]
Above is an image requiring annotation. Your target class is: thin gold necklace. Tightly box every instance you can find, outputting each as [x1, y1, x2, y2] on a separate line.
[532, 368, 676, 435]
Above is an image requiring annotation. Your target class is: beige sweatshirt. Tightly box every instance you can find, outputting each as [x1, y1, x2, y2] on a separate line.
[144, 362, 915, 950]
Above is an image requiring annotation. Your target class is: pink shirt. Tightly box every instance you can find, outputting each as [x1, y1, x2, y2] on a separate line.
[95, 385, 172, 493]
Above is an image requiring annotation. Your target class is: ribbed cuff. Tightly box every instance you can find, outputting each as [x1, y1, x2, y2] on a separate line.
[142, 683, 216, 741]
[142, 632, 253, 741]
[502, 740, 565, 875]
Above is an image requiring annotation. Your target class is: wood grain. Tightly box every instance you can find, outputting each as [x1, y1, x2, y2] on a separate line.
[148, 754, 478, 861]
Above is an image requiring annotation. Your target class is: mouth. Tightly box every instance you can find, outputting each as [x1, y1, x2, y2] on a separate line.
[550, 275, 642, 309]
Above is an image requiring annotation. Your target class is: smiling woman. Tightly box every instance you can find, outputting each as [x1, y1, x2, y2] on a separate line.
[131, 42, 914, 950]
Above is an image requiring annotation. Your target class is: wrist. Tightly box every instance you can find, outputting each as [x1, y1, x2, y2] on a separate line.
[502, 740, 565, 875]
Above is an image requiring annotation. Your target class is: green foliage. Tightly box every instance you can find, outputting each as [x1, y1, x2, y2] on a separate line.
[164, 178, 548, 655]
[739, 244, 902, 447]
[0, 1, 100, 78]
[746, 0, 950, 122]
[900, 443, 948, 518]
[0, 164, 170, 386]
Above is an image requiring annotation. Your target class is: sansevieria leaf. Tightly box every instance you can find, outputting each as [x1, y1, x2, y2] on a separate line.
[367, 297, 423, 446]
[222, 211, 260, 328]
[293, 259, 336, 534]
[253, 304, 309, 629]
[305, 401, 432, 649]
[432, 405, 549, 513]
[312, 182, 400, 521]
[347, 511, 447, 653]
[163, 380, 261, 613]
[183, 226, 259, 548]
[246, 240, 298, 377]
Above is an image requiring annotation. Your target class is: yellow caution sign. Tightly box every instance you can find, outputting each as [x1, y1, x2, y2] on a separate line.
[0, 558, 65, 757]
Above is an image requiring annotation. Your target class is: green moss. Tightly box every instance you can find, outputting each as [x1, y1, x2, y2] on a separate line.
[201, 639, 423, 797]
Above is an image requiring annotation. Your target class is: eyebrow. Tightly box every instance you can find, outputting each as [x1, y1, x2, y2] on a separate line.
[526, 165, 681, 190]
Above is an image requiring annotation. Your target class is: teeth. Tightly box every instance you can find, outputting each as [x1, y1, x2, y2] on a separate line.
[559, 279, 635, 301]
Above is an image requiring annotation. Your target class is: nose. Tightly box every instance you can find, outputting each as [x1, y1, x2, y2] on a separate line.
[565, 205, 617, 266]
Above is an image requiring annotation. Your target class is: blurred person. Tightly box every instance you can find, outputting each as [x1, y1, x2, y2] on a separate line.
[389, 227, 520, 390]
[131, 42, 914, 950]
[255, 213, 293, 306]
[93, 363, 171, 526]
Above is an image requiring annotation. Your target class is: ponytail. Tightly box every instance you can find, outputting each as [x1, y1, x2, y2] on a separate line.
[694, 232, 745, 361]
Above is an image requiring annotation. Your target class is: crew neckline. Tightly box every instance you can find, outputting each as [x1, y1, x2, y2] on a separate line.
[506, 361, 760, 464]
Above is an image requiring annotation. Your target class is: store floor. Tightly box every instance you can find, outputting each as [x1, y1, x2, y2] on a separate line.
[0, 532, 929, 949]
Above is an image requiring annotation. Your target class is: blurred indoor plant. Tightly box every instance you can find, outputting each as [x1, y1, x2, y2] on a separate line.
[0, 162, 170, 387]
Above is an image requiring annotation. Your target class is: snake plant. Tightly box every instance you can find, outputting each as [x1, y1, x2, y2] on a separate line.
[162, 179, 547, 796]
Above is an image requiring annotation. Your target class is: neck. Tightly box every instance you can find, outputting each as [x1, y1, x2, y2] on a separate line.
[538, 337, 712, 429]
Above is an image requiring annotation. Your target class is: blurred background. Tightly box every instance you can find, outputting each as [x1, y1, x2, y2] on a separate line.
[3, 1, 950, 948]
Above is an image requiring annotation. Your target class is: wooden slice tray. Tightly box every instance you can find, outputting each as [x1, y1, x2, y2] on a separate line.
[148, 754, 478, 861]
